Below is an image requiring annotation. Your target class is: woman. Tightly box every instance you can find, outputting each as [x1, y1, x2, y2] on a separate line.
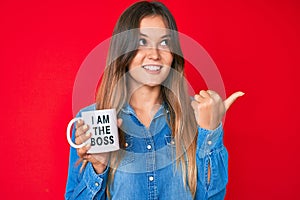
[65, 1, 243, 199]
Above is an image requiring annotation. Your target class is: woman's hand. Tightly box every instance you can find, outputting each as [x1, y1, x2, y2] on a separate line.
[191, 90, 244, 130]
[74, 118, 123, 174]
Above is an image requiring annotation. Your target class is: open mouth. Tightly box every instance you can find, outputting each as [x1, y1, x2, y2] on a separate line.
[142, 65, 162, 71]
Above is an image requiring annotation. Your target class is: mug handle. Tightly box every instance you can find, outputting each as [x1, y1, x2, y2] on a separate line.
[66, 117, 86, 149]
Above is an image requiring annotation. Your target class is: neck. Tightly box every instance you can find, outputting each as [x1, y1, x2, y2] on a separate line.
[128, 84, 162, 128]
[126, 76, 163, 127]
[129, 84, 162, 109]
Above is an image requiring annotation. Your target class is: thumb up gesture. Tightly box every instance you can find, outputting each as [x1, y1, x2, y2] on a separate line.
[191, 90, 244, 130]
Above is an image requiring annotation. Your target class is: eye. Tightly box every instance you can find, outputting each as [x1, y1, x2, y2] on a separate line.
[160, 39, 170, 47]
[139, 38, 147, 46]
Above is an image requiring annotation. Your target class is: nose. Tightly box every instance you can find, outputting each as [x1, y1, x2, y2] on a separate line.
[147, 47, 160, 60]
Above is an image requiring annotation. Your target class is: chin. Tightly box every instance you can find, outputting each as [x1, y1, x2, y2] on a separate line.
[144, 82, 161, 87]
[142, 80, 163, 87]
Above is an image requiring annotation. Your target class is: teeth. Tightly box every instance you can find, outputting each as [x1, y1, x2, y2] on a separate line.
[143, 65, 161, 71]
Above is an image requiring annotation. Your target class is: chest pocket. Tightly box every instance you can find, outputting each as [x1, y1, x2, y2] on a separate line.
[164, 135, 176, 161]
[118, 135, 135, 167]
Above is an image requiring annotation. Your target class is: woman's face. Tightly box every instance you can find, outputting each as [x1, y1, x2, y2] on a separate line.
[128, 15, 173, 87]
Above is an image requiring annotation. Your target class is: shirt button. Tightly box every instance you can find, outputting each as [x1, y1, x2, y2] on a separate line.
[147, 144, 152, 150]
[207, 140, 212, 145]
[149, 176, 154, 181]
[95, 182, 99, 187]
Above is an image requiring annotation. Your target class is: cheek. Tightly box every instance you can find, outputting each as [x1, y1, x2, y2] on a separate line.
[161, 51, 173, 66]
[129, 52, 145, 70]
[166, 55, 173, 66]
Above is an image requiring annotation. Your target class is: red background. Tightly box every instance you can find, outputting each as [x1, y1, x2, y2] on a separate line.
[1, 0, 299, 199]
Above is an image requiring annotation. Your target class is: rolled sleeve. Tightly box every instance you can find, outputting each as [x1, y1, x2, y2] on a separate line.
[197, 123, 224, 158]
[83, 162, 109, 198]
[196, 123, 228, 199]
[66, 163, 109, 200]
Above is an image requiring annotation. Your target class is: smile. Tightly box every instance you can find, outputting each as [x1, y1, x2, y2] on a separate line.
[142, 65, 162, 71]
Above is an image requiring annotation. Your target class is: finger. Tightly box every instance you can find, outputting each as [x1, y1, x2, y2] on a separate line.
[117, 118, 123, 128]
[75, 119, 84, 129]
[207, 90, 221, 101]
[194, 94, 205, 102]
[224, 91, 245, 111]
[199, 90, 210, 98]
[75, 124, 89, 137]
[75, 132, 91, 145]
[206, 90, 216, 96]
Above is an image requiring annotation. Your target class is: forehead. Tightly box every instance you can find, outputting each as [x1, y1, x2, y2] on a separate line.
[139, 15, 169, 37]
[140, 15, 166, 28]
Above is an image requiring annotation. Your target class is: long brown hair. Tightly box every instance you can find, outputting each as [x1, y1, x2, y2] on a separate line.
[95, 1, 198, 197]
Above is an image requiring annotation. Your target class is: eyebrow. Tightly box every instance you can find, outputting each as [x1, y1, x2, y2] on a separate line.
[140, 33, 171, 39]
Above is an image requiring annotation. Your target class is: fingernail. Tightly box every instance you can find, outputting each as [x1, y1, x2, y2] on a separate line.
[237, 91, 245, 97]
[85, 132, 91, 137]
[83, 124, 88, 130]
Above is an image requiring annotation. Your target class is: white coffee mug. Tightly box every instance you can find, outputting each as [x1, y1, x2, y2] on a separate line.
[67, 109, 120, 153]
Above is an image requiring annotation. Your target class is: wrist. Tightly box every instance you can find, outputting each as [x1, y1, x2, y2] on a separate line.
[199, 122, 220, 130]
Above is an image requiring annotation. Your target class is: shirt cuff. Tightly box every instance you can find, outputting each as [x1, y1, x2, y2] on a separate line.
[197, 123, 224, 158]
[83, 162, 109, 194]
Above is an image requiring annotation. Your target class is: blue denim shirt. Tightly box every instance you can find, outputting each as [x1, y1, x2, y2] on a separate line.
[65, 103, 228, 200]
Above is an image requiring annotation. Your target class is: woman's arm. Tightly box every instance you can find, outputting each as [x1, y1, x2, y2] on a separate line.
[191, 90, 243, 199]
[65, 125, 109, 200]
[65, 106, 109, 200]
[195, 124, 228, 199]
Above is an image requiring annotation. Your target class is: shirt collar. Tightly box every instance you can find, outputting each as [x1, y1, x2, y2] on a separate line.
[120, 102, 169, 119]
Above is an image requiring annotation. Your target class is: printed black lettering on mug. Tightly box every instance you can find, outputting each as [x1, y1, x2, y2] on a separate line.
[91, 136, 115, 146]
[109, 135, 114, 144]
[91, 115, 110, 125]
[93, 126, 111, 136]
[89, 113, 117, 147]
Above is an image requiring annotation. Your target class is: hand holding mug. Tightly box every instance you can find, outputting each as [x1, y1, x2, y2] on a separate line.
[74, 118, 122, 174]
[66, 109, 121, 173]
